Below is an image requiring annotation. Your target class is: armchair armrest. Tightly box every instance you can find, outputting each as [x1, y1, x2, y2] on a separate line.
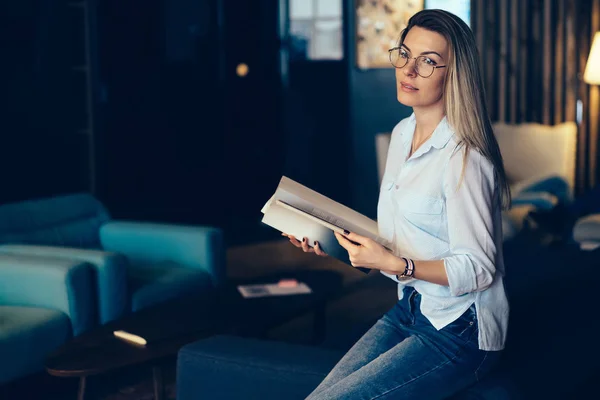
[0, 254, 94, 335]
[0, 245, 128, 324]
[99, 221, 225, 287]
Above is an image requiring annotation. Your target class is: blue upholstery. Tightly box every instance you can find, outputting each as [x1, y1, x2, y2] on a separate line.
[0, 307, 70, 385]
[0, 254, 95, 335]
[100, 221, 224, 288]
[0, 193, 224, 325]
[0, 255, 94, 384]
[0, 245, 128, 324]
[128, 261, 213, 312]
[511, 191, 558, 211]
[0, 193, 109, 249]
[177, 335, 343, 400]
[512, 175, 571, 207]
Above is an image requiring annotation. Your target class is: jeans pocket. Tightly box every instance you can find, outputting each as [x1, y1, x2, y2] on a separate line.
[442, 305, 477, 341]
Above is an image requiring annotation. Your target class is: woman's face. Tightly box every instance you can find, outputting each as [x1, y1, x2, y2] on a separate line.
[395, 26, 450, 109]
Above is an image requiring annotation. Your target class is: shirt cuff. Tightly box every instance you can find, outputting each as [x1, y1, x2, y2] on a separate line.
[443, 255, 477, 297]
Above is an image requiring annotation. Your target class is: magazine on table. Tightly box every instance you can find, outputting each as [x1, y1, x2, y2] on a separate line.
[261, 176, 393, 273]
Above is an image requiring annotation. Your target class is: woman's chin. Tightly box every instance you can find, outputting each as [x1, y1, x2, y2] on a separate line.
[397, 92, 417, 107]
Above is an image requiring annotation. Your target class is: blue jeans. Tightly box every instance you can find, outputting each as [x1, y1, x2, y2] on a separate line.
[306, 287, 501, 399]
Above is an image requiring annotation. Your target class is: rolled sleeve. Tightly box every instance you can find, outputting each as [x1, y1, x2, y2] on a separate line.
[442, 148, 497, 297]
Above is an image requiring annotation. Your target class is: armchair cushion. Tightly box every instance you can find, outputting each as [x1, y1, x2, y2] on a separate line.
[0, 254, 94, 335]
[0, 306, 70, 385]
[100, 221, 225, 287]
[128, 261, 213, 312]
[573, 214, 600, 249]
[0, 245, 128, 324]
[0, 193, 110, 249]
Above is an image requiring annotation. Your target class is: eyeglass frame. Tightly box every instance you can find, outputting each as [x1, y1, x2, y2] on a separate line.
[388, 46, 447, 78]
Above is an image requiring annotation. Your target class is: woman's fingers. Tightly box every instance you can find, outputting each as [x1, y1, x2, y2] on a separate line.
[301, 237, 314, 253]
[283, 233, 317, 254]
[285, 234, 303, 248]
[314, 241, 328, 257]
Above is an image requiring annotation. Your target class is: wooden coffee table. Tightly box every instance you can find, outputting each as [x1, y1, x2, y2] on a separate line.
[45, 270, 343, 400]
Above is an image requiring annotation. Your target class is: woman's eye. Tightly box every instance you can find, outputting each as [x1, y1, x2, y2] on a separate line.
[423, 57, 437, 65]
[400, 50, 409, 59]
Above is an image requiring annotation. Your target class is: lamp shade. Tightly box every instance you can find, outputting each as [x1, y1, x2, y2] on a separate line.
[584, 32, 600, 85]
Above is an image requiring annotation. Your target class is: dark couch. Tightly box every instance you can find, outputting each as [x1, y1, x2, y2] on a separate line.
[176, 237, 600, 399]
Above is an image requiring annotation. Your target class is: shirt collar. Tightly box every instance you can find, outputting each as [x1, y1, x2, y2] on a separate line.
[401, 113, 455, 160]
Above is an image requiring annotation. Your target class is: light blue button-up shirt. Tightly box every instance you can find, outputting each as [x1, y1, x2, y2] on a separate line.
[378, 113, 509, 351]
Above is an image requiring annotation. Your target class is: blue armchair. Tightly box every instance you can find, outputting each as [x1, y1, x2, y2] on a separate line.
[0, 193, 225, 325]
[0, 254, 94, 384]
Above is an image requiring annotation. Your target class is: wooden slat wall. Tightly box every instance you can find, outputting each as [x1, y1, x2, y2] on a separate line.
[473, 0, 600, 194]
[589, 0, 600, 190]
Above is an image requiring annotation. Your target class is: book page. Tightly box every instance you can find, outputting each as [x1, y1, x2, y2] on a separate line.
[271, 177, 391, 249]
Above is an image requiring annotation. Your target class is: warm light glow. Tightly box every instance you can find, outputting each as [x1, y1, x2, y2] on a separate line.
[236, 63, 249, 77]
[584, 32, 600, 85]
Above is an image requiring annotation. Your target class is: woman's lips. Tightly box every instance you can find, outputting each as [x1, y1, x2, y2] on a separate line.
[400, 82, 418, 92]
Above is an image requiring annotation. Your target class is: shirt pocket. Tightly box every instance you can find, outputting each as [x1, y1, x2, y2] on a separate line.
[397, 192, 446, 247]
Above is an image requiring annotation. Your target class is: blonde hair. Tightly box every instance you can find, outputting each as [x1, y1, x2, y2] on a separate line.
[400, 10, 511, 209]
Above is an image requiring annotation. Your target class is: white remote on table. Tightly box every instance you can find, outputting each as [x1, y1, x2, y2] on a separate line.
[113, 330, 147, 346]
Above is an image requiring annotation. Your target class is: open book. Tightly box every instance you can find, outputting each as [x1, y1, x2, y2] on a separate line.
[261, 176, 393, 272]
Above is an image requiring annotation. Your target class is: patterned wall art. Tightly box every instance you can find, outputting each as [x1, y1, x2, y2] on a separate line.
[356, 0, 424, 69]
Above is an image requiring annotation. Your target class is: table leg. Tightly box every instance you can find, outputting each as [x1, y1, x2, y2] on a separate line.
[77, 376, 86, 400]
[153, 365, 165, 400]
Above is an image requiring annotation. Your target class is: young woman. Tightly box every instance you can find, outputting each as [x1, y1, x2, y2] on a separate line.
[284, 9, 511, 399]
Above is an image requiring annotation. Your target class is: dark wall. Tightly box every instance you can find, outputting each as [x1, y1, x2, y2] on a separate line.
[344, 0, 412, 218]
[220, 0, 285, 227]
[282, 61, 351, 207]
[0, 0, 407, 236]
[96, 0, 286, 243]
[96, 0, 227, 225]
[0, 1, 91, 205]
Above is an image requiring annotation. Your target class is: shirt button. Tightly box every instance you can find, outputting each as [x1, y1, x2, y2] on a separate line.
[395, 185, 399, 189]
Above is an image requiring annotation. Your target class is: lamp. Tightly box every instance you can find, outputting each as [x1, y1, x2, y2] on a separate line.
[582, 31, 600, 194]
[584, 32, 600, 85]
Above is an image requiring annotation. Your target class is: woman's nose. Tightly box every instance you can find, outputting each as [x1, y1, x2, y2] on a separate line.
[403, 59, 417, 77]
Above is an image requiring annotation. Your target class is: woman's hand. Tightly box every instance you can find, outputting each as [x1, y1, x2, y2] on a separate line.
[282, 233, 328, 257]
[334, 231, 403, 274]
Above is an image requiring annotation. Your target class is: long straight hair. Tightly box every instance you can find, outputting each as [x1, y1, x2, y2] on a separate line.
[399, 9, 511, 209]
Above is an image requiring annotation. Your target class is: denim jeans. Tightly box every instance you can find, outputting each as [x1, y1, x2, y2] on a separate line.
[306, 287, 501, 400]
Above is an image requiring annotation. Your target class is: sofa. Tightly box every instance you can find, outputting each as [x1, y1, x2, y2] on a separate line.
[0, 192, 225, 325]
[0, 255, 94, 385]
[175, 236, 600, 399]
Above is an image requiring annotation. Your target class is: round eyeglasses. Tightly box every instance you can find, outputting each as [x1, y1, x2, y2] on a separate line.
[388, 47, 446, 78]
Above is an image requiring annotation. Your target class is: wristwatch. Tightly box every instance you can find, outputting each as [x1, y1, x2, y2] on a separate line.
[396, 257, 415, 280]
